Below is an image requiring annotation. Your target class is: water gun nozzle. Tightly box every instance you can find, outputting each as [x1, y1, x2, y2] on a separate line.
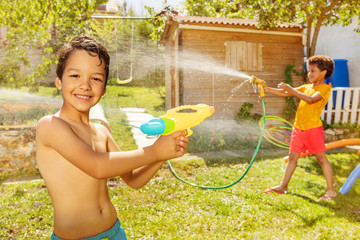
[250, 75, 256, 84]
[250, 75, 265, 97]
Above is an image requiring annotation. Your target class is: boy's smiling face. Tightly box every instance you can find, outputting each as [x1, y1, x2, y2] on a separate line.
[55, 49, 106, 113]
[307, 64, 327, 85]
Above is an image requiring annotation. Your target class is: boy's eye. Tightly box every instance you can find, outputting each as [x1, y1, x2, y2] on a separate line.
[92, 77, 103, 82]
[70, 74, 79, 78]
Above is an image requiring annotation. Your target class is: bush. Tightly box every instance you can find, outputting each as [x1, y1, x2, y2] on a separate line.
[236, 102, 261, 121]
[186, 120, 273, 153]
[0, 106, 58, 126]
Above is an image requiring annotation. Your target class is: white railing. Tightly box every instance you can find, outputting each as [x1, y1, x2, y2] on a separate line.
[321, 87, 360, 124]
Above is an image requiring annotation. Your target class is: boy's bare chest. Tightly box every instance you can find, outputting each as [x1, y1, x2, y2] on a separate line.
[72, 125, 107, 152]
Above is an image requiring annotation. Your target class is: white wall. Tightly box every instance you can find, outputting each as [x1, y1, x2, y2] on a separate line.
[315, 19, 360, 87]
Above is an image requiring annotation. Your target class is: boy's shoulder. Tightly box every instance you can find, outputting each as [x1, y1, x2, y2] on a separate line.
[303, 83, 331, 90]
[313, 83, 331, 92]
[37, 115, 110, 136]
[36, 114, 73, 140]
[37, 114, 66, 129]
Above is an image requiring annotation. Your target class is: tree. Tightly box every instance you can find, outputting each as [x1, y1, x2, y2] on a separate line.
[183, 0, 360, 57]
[0, 0, 107, 90]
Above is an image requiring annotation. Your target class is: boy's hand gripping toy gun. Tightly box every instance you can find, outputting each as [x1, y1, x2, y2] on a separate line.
[140, 104, 215, 137]
[250, 75, 266, 97]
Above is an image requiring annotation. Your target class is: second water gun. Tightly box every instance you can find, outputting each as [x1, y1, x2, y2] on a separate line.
[250, 75, 266, 97]
[140, 104, 215, 137]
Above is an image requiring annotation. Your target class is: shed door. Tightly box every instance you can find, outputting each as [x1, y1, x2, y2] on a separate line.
[225, 41, 263, 71]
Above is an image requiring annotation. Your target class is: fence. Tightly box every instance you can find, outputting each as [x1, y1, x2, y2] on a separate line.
[321, 87, 360, 124]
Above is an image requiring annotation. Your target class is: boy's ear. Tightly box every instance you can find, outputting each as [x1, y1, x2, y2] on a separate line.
[102, 87, 106, 96]
[55, 77, 62, 90]
[321, 69, 327, 77]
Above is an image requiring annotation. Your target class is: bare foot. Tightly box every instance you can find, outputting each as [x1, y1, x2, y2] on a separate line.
[264, 187, 287, 194]
[318, 191, 337, 201]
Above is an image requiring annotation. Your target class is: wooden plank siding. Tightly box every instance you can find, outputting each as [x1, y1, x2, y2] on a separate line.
[163, 18, 304, 119]
[177, 27, 304, 118]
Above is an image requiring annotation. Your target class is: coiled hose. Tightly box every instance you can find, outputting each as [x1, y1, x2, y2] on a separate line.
[167, 99, 266, 189]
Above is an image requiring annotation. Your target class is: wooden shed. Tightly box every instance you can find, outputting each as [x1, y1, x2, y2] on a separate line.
[160, 15, 305, 119]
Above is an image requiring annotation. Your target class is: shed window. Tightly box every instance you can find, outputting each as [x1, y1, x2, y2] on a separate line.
[225, 41, 263, 71]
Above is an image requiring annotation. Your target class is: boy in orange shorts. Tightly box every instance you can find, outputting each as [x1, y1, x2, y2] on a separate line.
[263, 55, 336, 200]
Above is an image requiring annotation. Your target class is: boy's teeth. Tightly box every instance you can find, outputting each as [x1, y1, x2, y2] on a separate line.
[76, 95, 90, 99]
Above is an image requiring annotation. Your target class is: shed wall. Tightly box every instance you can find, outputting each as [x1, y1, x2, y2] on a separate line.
[178, 28, 304, 118]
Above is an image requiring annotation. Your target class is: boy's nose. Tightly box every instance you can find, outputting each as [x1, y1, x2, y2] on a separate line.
[79, 78, 91, 90]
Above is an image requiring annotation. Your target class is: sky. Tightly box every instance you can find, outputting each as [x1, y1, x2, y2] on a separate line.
[119, 0, 185, 16]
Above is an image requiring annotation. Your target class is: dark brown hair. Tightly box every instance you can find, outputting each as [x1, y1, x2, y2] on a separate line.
[56, 35, 110, 84]
[307, 55, 334, 79]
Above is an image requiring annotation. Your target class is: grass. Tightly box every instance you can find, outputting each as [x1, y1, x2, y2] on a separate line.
[1, 153, 360, 239]
[100, 85, 166, 117]
[1, 85, 360, 239]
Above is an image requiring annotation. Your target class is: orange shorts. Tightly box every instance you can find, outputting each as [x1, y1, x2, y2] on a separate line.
[289, 126, 326, 154]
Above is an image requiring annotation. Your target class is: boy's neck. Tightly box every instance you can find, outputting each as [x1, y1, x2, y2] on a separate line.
[312, 78, 325, 86]
[57, 106, 91, 126]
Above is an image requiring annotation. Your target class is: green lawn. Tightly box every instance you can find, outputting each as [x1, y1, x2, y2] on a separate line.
[1, 153, 360, 239]
[1, 86, 360, 239]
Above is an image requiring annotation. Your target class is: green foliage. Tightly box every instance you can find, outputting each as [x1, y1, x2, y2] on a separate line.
[89, 17, 163, 84]
[0, 1, 163, 91]
[130, 66, 165, 88]
[236, 102, 261, 121]
[0, 0, 107, 89]
[145, 3, 180, 41]
[186, 124, 265, 153]
[283, 61, 304, 121]
[99, 86, 166, 117]
[323, 120, 360, 132]
[184, 0, 238, 17]
[183, 0, 360, 57]
[237, 102, 253, 120]
[0, 106, 58, 126]
[104, 107, 138, 151]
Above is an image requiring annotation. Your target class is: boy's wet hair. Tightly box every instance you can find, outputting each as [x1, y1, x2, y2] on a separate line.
[307, 55, 334, 79]
[56, 35, 110, 85]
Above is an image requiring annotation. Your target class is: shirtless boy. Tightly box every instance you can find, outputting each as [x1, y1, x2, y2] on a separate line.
[36, 35, 189, 239]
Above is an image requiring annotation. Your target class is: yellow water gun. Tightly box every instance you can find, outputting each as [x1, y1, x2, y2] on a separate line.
[250, 75, 266, 97]
[140, 104, 215, 137]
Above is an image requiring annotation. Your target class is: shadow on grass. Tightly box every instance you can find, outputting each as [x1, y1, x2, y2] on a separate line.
[298, 152, 359, 177]
[290, 172, 360, 224]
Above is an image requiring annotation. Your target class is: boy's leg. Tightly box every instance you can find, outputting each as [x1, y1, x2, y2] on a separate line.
[315, 152, 337, 198]
[265, 152, 300, 194]
[265, 126, 304, 194]
[279, 152, 300, 191]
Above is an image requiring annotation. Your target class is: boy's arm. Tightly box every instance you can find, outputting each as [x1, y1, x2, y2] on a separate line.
[105, 129, 183, 189]
[264, 82, 293, 97]
[36, 116, 188, 180]
[265, 82, 322, 104]
[279, 83, 322, 104]
[265, 87, 292, 97]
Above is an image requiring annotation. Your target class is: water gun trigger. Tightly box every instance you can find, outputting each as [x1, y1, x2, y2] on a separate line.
[185, 128, 193, 137]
